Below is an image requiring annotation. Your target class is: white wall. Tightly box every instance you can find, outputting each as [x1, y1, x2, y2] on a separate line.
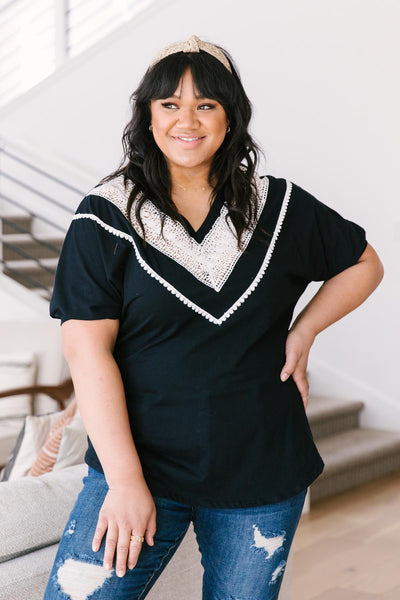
[0, 0, 398, 426]
[0, 275, 67, 413]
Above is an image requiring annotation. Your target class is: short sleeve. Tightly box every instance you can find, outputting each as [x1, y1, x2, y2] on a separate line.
[288, 183, 368, 282]
[50, 195, 132, 323]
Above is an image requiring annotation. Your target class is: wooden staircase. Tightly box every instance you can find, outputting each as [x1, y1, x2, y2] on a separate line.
[308, 395, 400, 503]
[0, 138, 81, 300]
[0, 211, 64, 299]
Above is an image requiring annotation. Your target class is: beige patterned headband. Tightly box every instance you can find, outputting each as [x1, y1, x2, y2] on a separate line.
[149, 35, 232, 74]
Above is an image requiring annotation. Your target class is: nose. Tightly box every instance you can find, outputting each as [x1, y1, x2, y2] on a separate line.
[176, 107, 199, 130]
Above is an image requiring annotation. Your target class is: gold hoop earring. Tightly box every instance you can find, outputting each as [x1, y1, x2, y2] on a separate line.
[226, 126, 230, 133]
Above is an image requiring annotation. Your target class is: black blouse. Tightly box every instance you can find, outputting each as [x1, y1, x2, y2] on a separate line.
[50, 174, 367, 507]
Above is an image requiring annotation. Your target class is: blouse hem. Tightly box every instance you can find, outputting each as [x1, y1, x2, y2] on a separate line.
[85, 458, 324, 509]
[147, 467, 323, 508]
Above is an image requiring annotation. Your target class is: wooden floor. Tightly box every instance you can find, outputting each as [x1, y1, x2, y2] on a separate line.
[291, 472, 400, 599]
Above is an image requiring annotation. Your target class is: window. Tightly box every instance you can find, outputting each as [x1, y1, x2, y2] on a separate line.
[0, 0, 55, 106]
[0, 0, 152, 108]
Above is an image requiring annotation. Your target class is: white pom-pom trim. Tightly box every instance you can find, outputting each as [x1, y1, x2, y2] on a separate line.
[72, 180, 292, 326]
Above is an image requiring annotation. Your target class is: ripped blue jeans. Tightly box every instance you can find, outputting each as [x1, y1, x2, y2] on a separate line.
[44, 467, 306, 600]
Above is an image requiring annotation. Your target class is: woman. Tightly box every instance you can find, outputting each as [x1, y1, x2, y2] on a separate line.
[45, 36, 383, 599]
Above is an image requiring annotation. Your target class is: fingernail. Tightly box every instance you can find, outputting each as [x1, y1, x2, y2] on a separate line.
[281, 372, 288, 382]
[104, 563, 111, 571]
[128, 563, 135, 570]
[92, 544, 97, 552]
[117, 569, 125, 578]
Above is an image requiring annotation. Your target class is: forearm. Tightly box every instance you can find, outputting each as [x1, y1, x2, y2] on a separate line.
[68, 355, 143, 486]
[292, 243, 384, 338]
[280, 244, 383, 405]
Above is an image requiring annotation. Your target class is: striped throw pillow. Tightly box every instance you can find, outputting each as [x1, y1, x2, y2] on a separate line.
[28, 400, 77, 477]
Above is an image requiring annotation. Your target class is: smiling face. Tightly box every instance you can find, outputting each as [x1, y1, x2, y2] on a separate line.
[150, 68, 229, 177]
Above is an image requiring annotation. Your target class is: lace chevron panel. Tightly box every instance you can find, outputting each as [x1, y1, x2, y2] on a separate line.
[88, 176, 269, 292]
[72, 180, 292, 326]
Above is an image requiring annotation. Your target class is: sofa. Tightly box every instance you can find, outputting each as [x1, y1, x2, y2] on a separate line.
[0, 463, 206, 600]
[0, 383, 291, 600]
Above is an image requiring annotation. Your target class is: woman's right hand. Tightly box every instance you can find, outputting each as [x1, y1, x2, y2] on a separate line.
[92, 477, 157, 577]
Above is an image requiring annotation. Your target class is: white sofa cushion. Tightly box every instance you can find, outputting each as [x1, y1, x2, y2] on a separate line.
[0, 544, 58, 600]
[0, 352, 36, 418]
[146, 523, 203, 600]
[53, 410, 87, 471]
[1, 406, 87, 481]
[1, 412, 60, 481]
[0, 463, 86, 562]
[0, 418, 25, 467]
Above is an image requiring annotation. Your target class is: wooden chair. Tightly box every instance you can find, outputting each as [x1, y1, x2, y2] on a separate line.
[0, 379, 73, 412]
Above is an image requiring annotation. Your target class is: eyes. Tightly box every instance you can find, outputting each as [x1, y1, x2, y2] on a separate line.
[160, 101, 216, 111]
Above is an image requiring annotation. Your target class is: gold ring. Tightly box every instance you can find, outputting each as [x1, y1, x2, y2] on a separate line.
[130, 534, 145, 543]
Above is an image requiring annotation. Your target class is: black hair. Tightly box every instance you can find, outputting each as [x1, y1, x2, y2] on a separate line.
[100, 43, 262, 246]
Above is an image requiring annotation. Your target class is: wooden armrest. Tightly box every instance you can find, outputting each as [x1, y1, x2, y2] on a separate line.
[0, 379, 73, 410]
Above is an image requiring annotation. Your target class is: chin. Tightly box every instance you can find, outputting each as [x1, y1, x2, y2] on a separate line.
[171, 158, 211, 170]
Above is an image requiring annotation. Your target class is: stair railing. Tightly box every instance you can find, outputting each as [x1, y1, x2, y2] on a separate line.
[0, 138, 85, 300]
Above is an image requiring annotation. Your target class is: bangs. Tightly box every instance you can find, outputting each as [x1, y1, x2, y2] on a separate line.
[137, 51, 235, 107]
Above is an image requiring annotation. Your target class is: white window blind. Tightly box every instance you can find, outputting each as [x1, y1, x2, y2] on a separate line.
[0, 0, 55, 106]
[66, 0, 150, 57]
[0, 0, 152, 108]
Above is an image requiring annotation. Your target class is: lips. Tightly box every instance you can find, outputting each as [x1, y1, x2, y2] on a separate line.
[177, 136, 202, 141]
[173, 135, 205, 148]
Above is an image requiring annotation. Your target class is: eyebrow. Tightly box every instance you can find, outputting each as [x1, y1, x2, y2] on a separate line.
[164, 93, 211, 100]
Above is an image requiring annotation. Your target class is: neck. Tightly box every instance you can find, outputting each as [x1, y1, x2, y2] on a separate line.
[169, 164, 214, 192]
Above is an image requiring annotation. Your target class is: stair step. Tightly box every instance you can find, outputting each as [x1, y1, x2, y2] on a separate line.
[1, 233, 63, 260]
[307, 395, 364, 439]
[3, 258, 58, 289]
[31, 287, 53, 301]
[310, 428, 400, 503]
[0, 213, 32, 235]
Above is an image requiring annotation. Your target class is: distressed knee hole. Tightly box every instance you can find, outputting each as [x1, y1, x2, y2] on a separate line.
[251, 525, 285, 559]
[269, 560, 286, 584]
[57, 558, 113, 600]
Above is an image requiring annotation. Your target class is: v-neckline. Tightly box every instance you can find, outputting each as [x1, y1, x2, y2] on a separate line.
[179, 193, 224, 244]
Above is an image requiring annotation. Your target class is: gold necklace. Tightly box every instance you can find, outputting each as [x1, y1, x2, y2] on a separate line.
[175, 182, 211, 193]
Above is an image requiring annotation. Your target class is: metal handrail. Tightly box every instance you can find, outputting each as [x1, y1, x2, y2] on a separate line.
[0, 257, 52, 298]
[1, 147, 84, 197]
[0, 217, 62, 255]
[1, 240, 57, 275]
[0, 192, 69, 233]
[2, 172, 76, 215]
[0, 141, 85, 299]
